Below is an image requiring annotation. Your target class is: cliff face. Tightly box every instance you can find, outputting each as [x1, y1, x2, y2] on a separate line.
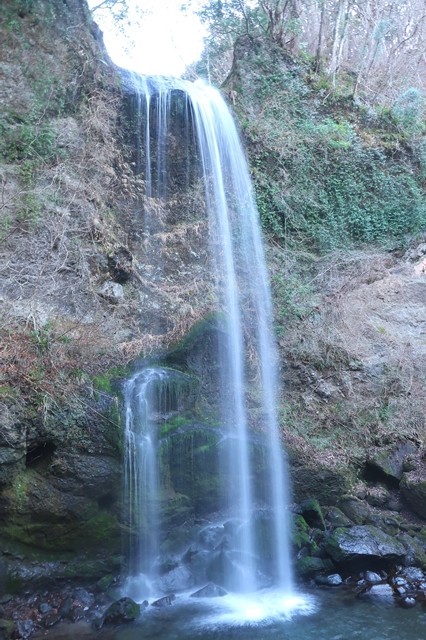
[0, 0, 216, 586]
[226, 36, 426, 512]
[0, 0, 425, 594]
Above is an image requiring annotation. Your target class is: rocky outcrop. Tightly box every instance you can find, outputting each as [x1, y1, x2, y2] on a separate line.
[325, 525, 407, 566]
[400, 468, 426, 519]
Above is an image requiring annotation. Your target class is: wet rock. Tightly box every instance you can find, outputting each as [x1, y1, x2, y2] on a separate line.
[359, 583, 394, 602]
[0, 597, 12, 606]
[14, 620, 34, 639]
[315, 573, 342, 586]
[292, 466, 350, 506]
[206, 549, 254, 590]
[399, 532, 426, 569]
[151, 594, 176, 608]
[182, 547, 212, 583]
[365, 486, 390, 508]
[103, 597, 141, 624]
[43, 614, 62, 628]
[325, 525, 406, 565]
[157, 564, 194, 592]
[68, 606, 85, 622]
[98, 280, 124, 304]
[0, 619, 15, 639]
[191, 583, 227, 598]
[400, 566, 425, 583]
[367, 442, 418, 482]
[296, 556, 334, 577]
[400, 473, 426, 519]
[73, 588, 94, 608]
[364, 571, 382, 584]
[325, 507, 353, 528]
[96, 574, 114, 592]
[58, 595, 73, 618]
[298, 498, 326, 530]
[198, 525, 226, 549]
[337, 497, 371, 525]
[38, 602, 51, 614]
[49, 453, 121, 500]
[399, 596, 416, 608]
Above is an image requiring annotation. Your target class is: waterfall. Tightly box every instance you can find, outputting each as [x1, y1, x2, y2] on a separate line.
[123, 75, 294, 599]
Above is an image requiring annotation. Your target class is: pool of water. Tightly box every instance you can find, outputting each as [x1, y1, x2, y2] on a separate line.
[36, 588, 426, 640]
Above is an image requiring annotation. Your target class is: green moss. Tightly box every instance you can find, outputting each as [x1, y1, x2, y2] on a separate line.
[296, 555, 334, 577]
[291, 514, 310, 550]
[83, 511, 120, 549]
[160, 415, 192, 437]
[92, 364, 128, 392]
[166, 312, 225, 361]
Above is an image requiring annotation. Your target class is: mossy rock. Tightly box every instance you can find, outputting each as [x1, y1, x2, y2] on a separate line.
[103, 597, 140, 625]
[400, 473, 426, 520]
[325, 507, 353, 528]
[0, 469, 121, 552]
[398, 532, 426, 570]
[367, 442, 418, 482]
[296, 555, 334, 577]
[291, 465, 352, 505]
[325, 525, 406, 566]
[0, 619, 15, 639]
[337, 496, 371, 525]
[291, 514, 311, 550]
[298, 498, 326, 530]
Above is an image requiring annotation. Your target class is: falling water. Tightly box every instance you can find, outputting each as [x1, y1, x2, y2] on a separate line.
[124, 75, 294, 598]
[124, 367, 178, 600]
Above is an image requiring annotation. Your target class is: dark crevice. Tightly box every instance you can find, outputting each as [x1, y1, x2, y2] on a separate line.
[363, 463, 400, 489]
[26, 441, 56, 468]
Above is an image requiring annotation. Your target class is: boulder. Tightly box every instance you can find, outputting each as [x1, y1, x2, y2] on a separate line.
[191, 583, 227, 598]
[296, 556, 334, 577]
[367, 442, 418, 482]
[364, 570, 382, 584]
[314, 573, 342, 586]
[151, 594, 176, 608]
[325, 525, 406, 566]
[359, 583, 394, 603]
[157, 564, 194, 592]
[398, 532, 426, 570]
[325, 507, 353, 528]
[298, 498, 326, 530]
[337, 497, 371, 525]
[400, 472, 426, 520]
[103, 597, 140, 624]
[0, 620, 15, 640]
[98, 281, 124, 304]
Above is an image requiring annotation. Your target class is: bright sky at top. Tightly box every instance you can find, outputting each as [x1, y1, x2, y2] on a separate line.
[88, 0, 206, 77]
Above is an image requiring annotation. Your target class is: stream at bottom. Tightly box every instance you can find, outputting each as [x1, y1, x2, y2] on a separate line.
[36, 588, 426, 640]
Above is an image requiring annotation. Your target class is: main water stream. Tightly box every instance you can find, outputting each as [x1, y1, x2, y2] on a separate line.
[122, 75, 294, 607]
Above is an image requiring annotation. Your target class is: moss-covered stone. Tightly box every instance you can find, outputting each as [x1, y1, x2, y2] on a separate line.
[400, 473, 426, 520]
[296, 556, 334, 577]
[103, 597, 140, 625]
[291, 465, 352, 505]
[325, 525, 406, 565]
[299, 498, 326, 530]
[0, 619, 15, 639]
[291, 514, 311, 550]
[337, 496, 371, 525]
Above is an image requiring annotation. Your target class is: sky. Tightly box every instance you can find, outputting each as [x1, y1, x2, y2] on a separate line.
[88, 0, 206, 77]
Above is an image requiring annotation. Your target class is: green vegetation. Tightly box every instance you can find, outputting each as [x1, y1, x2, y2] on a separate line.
[231, 40, 425, 250]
